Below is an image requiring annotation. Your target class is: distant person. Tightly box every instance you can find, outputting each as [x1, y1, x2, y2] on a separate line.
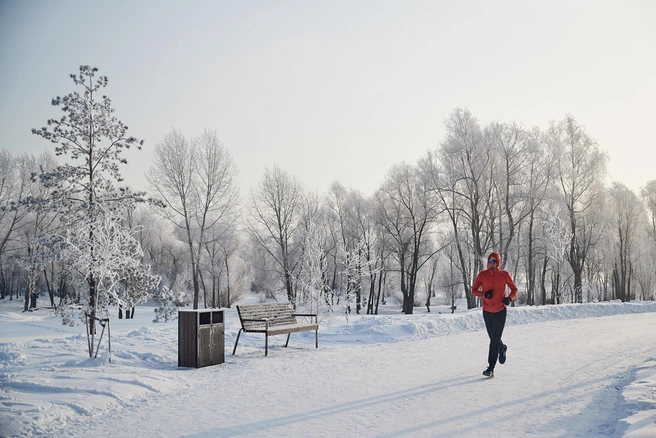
[472, 251, 518, 378]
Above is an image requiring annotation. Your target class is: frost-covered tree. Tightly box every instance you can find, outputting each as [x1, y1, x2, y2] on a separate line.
[129, 208, 188, 299]
[152, 285, 181, 323]
[246, 165, 303, 304]
[640, 181, 656, 298]
[338, 238, 380, 322]
[377, 162, 441, 314]
[113, 262, 162, 319]
[547, 115, 608, 302]
[518, 128, 552, 305]
[14, 152, 61, 311]
[348, 191, 381, 315]
[247, 233, 280, 300]
[30, 65, 154, 355]
[608, 183, 645, 302]
[295, 222, 331, 317]
[325, 182, 359, 310]
[201, 223, 245, 308]
[439, 240, 463, 312]
[421, 109, 494, 309]
[642, 181, 656, 241]
[147, 129, 239, 309]
[541, 204, 571, 304]
[487, 121, 534, 276]
[56, 210, 160, 326]
[0, 150, 35, 300]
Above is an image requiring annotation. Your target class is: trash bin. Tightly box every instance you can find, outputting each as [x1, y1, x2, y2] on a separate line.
[178, 309, 225, 368]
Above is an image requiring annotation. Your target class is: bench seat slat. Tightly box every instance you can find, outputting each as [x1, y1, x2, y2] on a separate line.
[265, 323, 319, 336]
[234, 302, 319, 356]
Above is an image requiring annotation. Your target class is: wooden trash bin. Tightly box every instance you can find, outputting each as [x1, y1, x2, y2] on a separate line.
[178, 309, 225, 368]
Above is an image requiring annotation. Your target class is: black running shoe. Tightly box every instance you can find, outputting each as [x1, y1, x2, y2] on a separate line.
[499, 344, 507, 364]
[482, 367, 494, 378]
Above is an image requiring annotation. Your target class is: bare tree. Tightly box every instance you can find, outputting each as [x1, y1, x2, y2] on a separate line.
[547, 115, 608, 302]
[0, 150, 34, 300]
[487, 121, 532, 270]
[246, 165, 303, 304]
[128, 207, 188, 299]
[642, 181, 656, 241]
[15, 153, 61, 311]
[376, 162, 441, 314]
[541, 203, 571, 304]
[348, 192, 381, 316]
[147, 129, 239, 309]
[202, 223, 240, 308]
[295, 221, 331, 316]
[423, 249, 440, 312]
[640, 181, 656, 299]
[325, 181, 355, 305]
[421, 109, 493, 309]
[247, 233, 280, 300]
[518, 128, 553, 305]
[608, 183, 645, 301]
[325, 183, 379, 314]
[439, 240, 463, 312]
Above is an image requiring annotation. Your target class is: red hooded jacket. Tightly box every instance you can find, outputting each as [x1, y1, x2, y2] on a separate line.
[472, 251, 518, 313]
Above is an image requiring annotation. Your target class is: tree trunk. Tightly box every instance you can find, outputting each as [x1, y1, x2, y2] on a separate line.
[554, 270, 561, 304]
[399, 255, 410, 314]
[540, 257, 548, 305]
[284, 270, 294, 305]
[23, 288, 29, 312]
[355, 263, 362, 314]
[526, 213, 535, 305]
[1, 267, 7, 300]
[367, 271, 377, 315]
[225, 256, 231, 308]
[43, 269, 55, 307]
[375, 267, 385, 315]
[199, 269, 208, 309]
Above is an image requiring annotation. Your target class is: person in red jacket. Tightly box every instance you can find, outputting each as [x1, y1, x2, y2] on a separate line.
[472, 251, 518, 378]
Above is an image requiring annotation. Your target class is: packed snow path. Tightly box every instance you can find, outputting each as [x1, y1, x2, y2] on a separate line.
[2, 303, 656, 437]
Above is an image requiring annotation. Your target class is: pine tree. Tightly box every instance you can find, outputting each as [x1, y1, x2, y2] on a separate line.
[30, 65, 156, 356]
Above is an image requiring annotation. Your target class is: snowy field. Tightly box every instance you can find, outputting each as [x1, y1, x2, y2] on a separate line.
[1, 298, 656, 437]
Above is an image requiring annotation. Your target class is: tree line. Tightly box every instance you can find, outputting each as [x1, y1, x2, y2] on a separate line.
[2, 67, 655, 337]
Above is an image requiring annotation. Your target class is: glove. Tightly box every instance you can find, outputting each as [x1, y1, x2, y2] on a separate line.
[502, 297, 511, 305]
[484, 289, 493, 299]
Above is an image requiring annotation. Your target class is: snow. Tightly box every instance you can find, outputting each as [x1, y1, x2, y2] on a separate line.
[1, 298, 656, 437]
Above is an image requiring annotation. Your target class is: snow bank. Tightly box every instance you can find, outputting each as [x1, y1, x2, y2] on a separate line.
[617, 358, 656, 437]
[319, 300, 656, 343]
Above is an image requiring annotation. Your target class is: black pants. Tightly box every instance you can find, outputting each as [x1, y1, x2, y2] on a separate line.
[483, 308, 507, 368]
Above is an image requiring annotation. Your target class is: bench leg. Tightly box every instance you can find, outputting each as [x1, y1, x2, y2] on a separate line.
[265, 334, 268, 356]
[316, 329, 318, 348]
[232, 329, 243, 355]
[285, 333, 291, 347]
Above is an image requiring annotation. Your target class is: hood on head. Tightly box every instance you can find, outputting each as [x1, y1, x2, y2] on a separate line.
[488, 251, 501, 268]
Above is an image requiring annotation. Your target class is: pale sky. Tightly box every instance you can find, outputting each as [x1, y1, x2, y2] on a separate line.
[1, 0, 654, 196]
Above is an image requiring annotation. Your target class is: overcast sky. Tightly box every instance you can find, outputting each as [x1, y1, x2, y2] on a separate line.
[1, 0, 654, 196]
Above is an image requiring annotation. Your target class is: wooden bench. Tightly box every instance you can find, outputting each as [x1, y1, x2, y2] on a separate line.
[233, 302, 318, 356]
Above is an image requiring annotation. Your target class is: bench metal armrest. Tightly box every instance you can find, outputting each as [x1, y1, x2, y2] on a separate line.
[240, 317, 270, 331]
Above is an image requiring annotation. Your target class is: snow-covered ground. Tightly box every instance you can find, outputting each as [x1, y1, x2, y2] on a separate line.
[1, 297, 656, 437]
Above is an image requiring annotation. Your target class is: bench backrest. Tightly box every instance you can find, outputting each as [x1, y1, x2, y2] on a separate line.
[237, 302, 298, 331]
